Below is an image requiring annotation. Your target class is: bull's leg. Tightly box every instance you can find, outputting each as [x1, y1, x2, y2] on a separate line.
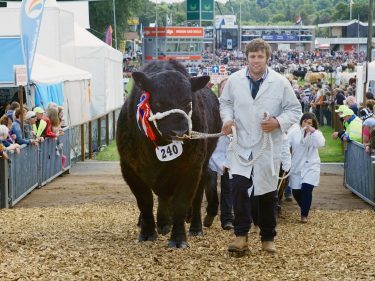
[121, 163, 157, 242]
[157, 197, 172, 235]
[168, 177, 201, 249]
[188, 171, 205, 237]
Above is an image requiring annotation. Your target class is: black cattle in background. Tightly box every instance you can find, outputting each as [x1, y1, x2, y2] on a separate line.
[116, 60, 222, 248]
[292, 68, 307, 79]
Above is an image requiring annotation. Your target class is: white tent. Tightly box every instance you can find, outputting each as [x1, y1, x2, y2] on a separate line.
[0, 3, 124, 123]
[32, 54, 92, 126]
[71, 24, 124, 119]
[32, 54, 91, 84]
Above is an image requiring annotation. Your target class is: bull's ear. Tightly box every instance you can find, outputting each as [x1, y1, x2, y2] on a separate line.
[132, 72, 153, 92]
[190, 76, 210, 92]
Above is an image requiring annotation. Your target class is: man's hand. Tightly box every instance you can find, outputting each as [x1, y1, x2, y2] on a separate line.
[222, 120, 235, 135]
[331, 132, 339, 140]
[261, 117, 280, 133]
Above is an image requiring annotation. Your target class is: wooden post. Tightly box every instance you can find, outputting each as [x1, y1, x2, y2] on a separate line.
[97, 118, 101, 148]
[105, 114, 110, 145]
[112, 111, 116, 140]
[88, 121, 92, 159]
[80, 124, 85, 162]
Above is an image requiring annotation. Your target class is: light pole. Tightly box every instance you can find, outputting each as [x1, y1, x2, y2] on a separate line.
[155, 0, 158, 59]
[112, 0, 118, 49]
[367, 0, 374, 62]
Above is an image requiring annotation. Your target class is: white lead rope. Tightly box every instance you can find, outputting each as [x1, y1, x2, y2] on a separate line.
[148, 107, 290, 179]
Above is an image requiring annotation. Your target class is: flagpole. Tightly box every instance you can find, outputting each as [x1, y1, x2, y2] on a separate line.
[112, 0, 118, 49]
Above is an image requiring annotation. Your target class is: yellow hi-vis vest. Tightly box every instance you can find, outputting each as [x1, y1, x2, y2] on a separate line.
[344, 116, 362, 143]
[32, 119, 47, 138]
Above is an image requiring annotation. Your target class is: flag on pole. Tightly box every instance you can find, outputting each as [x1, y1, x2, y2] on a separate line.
[295, 15, 302, 25]
[20, 0, 46, 83]
[105, 25, 113, 46]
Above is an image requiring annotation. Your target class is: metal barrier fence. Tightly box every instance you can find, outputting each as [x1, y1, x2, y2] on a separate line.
[0, 127, 72, 208]
[344, 141, 375, 206]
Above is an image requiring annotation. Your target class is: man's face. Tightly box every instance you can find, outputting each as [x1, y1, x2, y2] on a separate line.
[247, 50, 268, 77]
[35, 113, 43, 120]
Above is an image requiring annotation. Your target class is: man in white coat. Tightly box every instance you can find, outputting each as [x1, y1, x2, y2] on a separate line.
[220, 39, 302, 254]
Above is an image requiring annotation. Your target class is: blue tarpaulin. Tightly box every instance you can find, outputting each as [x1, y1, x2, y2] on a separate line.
[35, 83, 64, 108]
[0, 37, 24, 84]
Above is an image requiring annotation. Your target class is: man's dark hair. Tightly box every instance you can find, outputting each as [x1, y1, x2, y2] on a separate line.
[366, 91, 374, 100]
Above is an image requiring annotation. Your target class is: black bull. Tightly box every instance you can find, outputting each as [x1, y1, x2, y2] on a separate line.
[116, 60, 222, 248]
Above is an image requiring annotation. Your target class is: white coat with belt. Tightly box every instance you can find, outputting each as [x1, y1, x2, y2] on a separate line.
[220, 67, 302, 196]
[288, 126, 325, 189]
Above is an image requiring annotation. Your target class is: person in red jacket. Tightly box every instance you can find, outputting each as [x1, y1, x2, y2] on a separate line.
[33, 107, 58, 141]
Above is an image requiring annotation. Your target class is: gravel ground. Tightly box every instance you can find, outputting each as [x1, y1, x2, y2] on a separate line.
[1, 161, 373, 280]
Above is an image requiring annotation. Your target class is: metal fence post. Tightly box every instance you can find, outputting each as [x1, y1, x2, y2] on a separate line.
[0, 159, 9, 208]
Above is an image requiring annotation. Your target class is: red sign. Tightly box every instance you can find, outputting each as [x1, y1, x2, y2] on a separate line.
[144, 27, 204, 38]
[219, 65, 226, 74]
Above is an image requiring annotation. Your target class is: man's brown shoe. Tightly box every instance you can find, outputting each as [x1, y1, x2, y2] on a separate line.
[228, 235, 249, 253]
[262, 241, 277, 253]
[301, 216, 308, 223]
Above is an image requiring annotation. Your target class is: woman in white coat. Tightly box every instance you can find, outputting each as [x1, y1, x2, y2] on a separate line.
[288, 112, 325, 223]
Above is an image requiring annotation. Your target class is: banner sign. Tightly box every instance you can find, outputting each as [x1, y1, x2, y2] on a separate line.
[262, 35, 299, 41]
[187, 0, 200, 20]
[20, 0, 46, 83]
[201, 0, 214, 20]
[144, 27, 204, 38]
[187, 0, 213, 21]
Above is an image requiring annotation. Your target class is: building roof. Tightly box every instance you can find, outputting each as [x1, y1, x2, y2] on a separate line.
[318, 20, 375, 28]
[242, 25, 315, 30]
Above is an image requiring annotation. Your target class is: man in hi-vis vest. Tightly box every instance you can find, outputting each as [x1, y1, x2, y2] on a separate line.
[33, 107, 58, 141]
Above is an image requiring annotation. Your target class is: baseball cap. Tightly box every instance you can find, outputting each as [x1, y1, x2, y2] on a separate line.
[33, 107, 44, 114]
[359, 108, 373, 121]
[339, 108, 354, 118]
[25, 111, 36, 120]
[335, 105, 349, 113]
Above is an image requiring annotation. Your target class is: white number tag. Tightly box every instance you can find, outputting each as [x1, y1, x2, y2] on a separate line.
[155, 141, 183, 161]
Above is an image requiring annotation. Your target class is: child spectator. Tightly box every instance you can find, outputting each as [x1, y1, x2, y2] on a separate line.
[288, 113, 325, 223]
[10, 109, 38, 146]
[0, 125, 20, 154]
[33, 107, 58, 140]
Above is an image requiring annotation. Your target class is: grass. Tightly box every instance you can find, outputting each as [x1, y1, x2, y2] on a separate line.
[95, 126, 344, 163]
[319, 125, 344, 163]
[95, 140, 119, 161]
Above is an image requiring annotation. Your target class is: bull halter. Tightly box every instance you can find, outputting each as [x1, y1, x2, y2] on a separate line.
[137, 90, 222, 140]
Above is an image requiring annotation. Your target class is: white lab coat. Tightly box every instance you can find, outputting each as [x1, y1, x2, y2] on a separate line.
[288, 126, 325, 189]
[220, 67, 302, 195]
[208, 135, 230, 175]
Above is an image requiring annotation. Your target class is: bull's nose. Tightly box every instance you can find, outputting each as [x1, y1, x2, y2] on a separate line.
[170, 129, 188, 137]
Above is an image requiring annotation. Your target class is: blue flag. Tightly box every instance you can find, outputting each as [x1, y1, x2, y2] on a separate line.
[20, 0, 46, 83]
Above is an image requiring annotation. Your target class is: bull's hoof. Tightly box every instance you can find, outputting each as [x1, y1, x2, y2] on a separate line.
[188, 230, 203, 237]
[168, 240, 189, 249]
[138, 232, 157, 242]
[157, 225, 171, 235]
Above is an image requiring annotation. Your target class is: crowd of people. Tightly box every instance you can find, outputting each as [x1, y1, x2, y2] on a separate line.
[0, 101, 66, 167]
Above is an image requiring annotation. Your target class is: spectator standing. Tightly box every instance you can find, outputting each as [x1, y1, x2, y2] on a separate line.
[11, 109, 37, 146]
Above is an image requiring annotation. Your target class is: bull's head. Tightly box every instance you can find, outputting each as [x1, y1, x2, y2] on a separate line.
[132, 71, 210, 142]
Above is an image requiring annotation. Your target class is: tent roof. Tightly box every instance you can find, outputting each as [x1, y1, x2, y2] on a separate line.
[32, 54, 92, 84]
